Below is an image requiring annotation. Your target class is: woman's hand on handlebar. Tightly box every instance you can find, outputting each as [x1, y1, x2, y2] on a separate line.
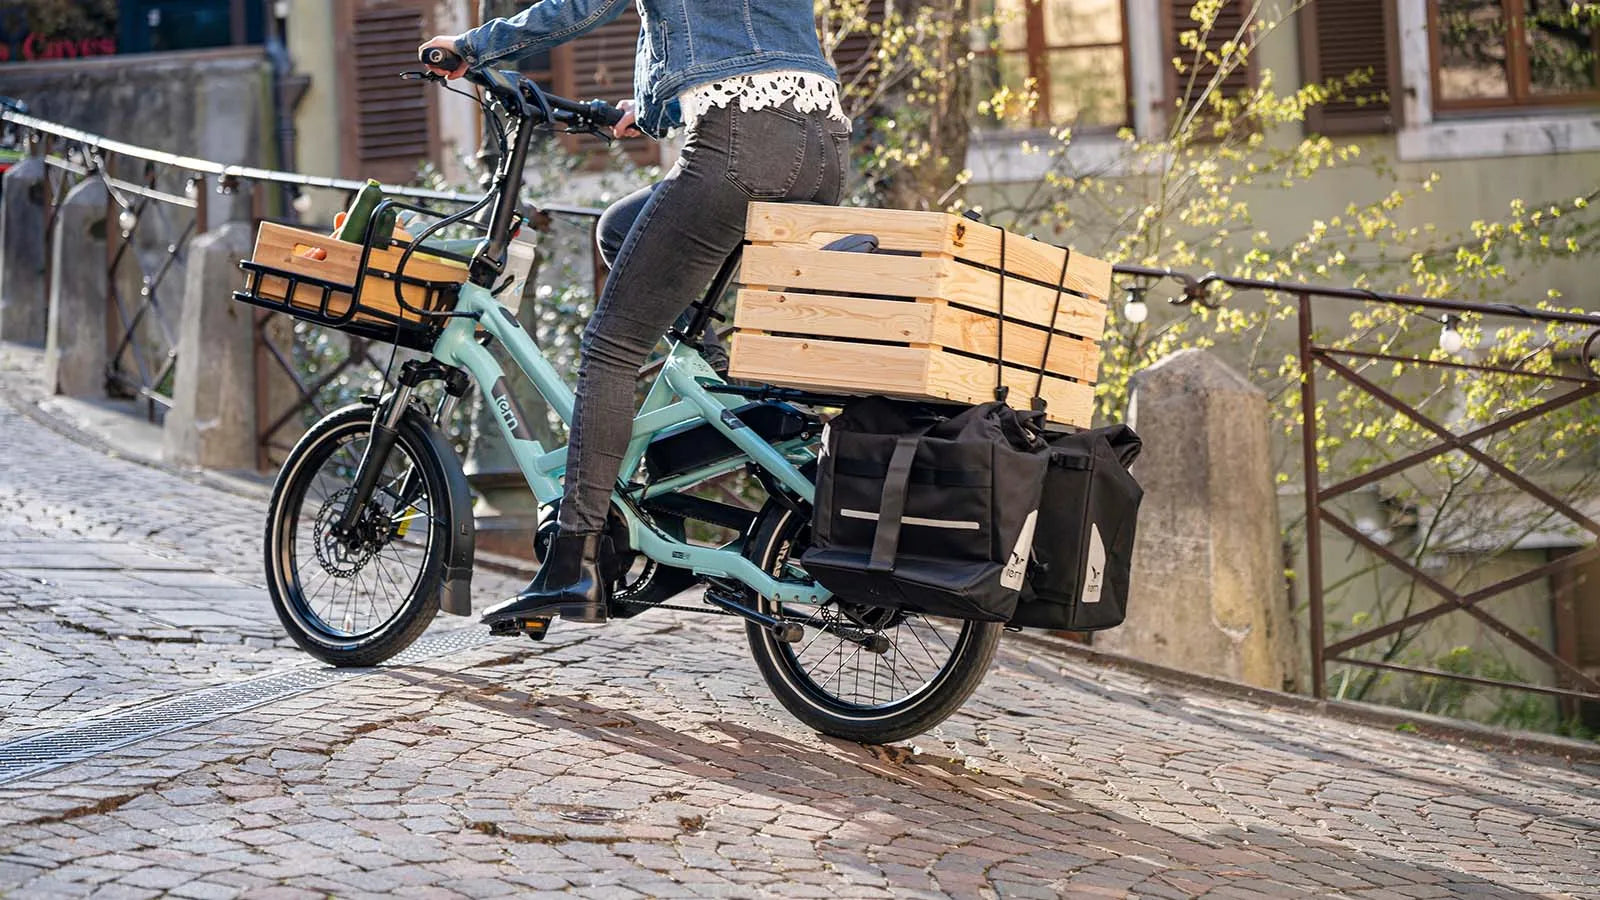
[613, 99, 642, 140]
[420, 36, 469, 79]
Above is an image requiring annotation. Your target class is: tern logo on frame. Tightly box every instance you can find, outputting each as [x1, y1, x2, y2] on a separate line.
[490, 378, 532, 442]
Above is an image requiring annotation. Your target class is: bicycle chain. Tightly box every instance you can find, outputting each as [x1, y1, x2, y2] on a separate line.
[610, 598, 734, 616]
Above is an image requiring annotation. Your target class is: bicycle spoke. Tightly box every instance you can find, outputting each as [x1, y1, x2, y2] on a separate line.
[907, 619, 940, 668]
[282, 430, 433, 640]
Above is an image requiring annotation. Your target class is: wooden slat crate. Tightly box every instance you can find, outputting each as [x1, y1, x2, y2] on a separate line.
[249, 222, 468, 324]
[730, 203, 1112, 427]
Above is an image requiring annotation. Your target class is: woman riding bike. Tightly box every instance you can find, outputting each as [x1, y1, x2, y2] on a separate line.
[422, 0, 850, 632]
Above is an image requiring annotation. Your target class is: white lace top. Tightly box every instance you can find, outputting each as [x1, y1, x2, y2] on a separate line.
[679, 70, 849, 132]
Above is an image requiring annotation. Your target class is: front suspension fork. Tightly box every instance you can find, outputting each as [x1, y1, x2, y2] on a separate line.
[333, 360, 470, 538]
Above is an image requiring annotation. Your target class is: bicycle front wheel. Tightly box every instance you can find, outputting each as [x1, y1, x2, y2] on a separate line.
[743, 502, 1002, 744]
[265, 405, 451, 667]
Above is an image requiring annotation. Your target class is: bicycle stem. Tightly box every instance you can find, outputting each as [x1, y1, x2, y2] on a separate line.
[472, 113, 536, 289]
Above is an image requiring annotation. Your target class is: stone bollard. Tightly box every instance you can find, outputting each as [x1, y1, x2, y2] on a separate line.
[1094, 348, 1302, 692]
[0, 156, 50, 345]
[44, 178, 110, 397]
[164, 221, 257, 470]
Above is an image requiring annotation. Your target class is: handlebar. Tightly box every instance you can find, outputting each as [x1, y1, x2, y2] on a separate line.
[420, 46, 464, 71]
[419, 46, 625, 131]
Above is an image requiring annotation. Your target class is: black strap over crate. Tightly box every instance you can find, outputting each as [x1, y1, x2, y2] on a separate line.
[994, 229, 1009, 403]
[991, 226, 1077, 415]
[1032, 246, 1074, 415]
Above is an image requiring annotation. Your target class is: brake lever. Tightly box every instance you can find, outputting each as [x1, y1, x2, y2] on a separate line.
[563, 124, 614, 144]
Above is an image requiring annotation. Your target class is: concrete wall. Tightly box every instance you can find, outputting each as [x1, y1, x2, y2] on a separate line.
[285, 1, 339, 181]
[0, 48, 273, 418]
[0, 47, 273, 171]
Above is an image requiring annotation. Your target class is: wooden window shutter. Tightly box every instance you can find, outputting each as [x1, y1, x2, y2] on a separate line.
[341, 0, 435, 182]
[1164, 0, 1255, 112]
[559, 7, 660, 167]
[1299, 0, 1400, 134]
[828, 0, 888, 89]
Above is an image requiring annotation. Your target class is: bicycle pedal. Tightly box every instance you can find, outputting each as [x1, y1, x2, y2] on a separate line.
[488, 616, 551, 640]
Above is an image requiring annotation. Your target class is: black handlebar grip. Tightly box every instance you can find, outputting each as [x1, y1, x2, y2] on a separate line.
[587, 100, 627, 129]
[421, 46, 464, 72]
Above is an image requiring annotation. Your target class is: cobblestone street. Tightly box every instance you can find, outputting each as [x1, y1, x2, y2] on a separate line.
[1, 361, 1598, 898]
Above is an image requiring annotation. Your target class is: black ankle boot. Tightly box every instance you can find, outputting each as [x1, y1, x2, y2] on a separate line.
[481, 533, 610, 629]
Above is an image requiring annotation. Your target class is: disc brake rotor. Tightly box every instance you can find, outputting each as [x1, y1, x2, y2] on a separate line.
[313, 488, 381, 578]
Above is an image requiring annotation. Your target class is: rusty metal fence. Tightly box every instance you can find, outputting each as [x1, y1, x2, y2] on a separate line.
[0, 107, 605, 466]
[1117, 264, 1600, 716]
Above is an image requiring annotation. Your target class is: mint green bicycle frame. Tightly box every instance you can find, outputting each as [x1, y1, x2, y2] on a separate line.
[429, 279, 832, 607]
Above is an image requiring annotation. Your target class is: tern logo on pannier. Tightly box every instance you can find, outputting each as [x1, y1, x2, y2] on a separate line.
[1001, 510, 1039, 591]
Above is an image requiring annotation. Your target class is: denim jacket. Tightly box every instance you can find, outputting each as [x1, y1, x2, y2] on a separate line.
[455, 0, 837, 138]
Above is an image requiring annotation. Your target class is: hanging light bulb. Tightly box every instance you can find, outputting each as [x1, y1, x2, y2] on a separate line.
[1123, 287, 1149, 325]
[292, 192, 313, 216]
[1439, 314, 1464, 354]
[117, 209, 137, 235]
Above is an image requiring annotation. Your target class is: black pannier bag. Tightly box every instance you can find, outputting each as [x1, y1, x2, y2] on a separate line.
[802, 396, 1049, 622]
[1010, 424, 1143, 631]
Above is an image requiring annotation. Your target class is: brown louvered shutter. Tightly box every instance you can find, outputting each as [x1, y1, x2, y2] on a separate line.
[1299, 0, 1399, 134]
[1164, 0, 1255, 112]
[342, 1, 435, 182]
[557, 8, 660, 167]
[828, 0, 888, 91]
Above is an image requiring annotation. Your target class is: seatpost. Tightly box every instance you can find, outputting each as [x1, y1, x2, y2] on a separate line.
[677, 248, 744, 345]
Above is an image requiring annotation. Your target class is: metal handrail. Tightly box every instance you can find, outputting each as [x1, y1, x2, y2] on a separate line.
[0, 107, 605, 219]
[1112, 263, 1600, 328]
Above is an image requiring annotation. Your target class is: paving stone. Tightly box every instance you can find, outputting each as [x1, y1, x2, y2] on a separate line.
[1, 351, 1599, 898]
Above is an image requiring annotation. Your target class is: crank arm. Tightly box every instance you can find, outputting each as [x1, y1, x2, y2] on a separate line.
[779, 607, 891, 655]
[703, 580, 804, 644]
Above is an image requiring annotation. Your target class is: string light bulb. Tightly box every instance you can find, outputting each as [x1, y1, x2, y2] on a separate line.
[292, 192, 313, 216]
[117, 209, 137, 235]
[1123, 287, 1149, 325]
[1439, 314, 1464, 354]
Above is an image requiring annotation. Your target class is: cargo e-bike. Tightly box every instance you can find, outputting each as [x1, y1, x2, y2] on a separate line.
[238, 53, 1000, 743]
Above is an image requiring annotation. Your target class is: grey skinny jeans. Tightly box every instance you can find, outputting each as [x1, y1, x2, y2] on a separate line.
[597, 183, 730, 371]
[559, 100, 849, 535]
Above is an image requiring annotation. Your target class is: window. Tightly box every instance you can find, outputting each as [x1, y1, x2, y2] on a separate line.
[1164, 0, 1254, 117]
[1300, 0, 1400, 134]
[971, 0, 1130, 130]
[337, 0, 436, 182]
[119, 0, 264, 53]
[1430, 0, 1600, 111]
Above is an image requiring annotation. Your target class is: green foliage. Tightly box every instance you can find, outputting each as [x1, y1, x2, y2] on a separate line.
[826, 0, 1600, 735]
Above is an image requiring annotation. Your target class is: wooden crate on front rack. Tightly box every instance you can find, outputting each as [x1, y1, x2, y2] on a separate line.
[728, 203, 1113, 428]
[248, 222, 469, 326]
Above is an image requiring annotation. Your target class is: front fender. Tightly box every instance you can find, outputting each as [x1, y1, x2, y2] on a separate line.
[402, 405, 477, 616]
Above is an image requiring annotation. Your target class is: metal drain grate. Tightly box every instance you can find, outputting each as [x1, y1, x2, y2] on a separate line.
[0, 625, 497, 785]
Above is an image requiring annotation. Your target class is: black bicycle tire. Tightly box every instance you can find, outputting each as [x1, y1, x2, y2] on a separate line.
[742, 502, 1002, 744]
[264, 405, 448, 667]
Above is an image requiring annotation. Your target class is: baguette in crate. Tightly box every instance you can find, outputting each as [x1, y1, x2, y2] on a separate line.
[730, 203, 1111, 428]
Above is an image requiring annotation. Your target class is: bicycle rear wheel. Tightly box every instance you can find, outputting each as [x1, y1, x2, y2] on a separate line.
[743, 502, 1002, 744]
[265, 405, 451, 666]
